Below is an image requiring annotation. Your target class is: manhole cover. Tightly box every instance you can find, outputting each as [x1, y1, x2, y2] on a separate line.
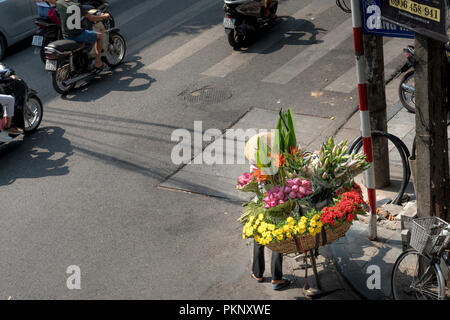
[181, 86, 232, 105]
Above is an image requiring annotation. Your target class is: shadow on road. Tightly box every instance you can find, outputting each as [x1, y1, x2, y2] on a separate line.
[0, 126, 73, 186]
[233, 16, 327, 54]
[60, 55, 155, 102]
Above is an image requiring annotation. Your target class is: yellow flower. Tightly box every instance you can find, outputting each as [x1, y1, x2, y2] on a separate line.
[254, 219, 261, 226]
[287, 217, 294, 223]
[310, 220, 317, 228]
[286, 232, 292, 239]
[268, 224, 275, 231]
[258, 213, 264, 220]
[242, 234, 246, 239]
[249, 216, 255, 223]
[308, 227, 315, 235]
[277, 234, 284, 241]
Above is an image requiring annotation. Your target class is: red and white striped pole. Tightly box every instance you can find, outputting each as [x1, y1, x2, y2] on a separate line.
[350, 0, 377, 240]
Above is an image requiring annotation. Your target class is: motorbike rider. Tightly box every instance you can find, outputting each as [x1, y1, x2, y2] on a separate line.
[264, 0, 276, 19]
[56, 0, 111, 71]
[0, 64, 23, 141]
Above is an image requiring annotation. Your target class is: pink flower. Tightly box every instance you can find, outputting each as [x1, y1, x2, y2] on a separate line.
[289, 191, 297, 199]
[237, 173, 252, 188]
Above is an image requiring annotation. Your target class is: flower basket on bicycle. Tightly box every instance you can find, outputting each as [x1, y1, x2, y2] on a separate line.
[236, 109, 371, 253]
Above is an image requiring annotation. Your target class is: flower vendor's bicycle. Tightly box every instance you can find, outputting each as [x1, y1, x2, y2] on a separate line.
[238, 109, 371, 298]
[391, 216, 450, 300]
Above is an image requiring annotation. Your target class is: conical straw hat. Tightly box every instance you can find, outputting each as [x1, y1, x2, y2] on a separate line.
[244, 131, 274, 164]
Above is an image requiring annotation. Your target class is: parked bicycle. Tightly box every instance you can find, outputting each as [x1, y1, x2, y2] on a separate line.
[391, 216, 450, 300]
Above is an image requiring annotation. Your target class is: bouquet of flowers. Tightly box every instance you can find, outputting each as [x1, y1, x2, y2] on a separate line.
[236, 109, 370, 252]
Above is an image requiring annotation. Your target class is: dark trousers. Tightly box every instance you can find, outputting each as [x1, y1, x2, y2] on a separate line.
[252, 241, 283, 281]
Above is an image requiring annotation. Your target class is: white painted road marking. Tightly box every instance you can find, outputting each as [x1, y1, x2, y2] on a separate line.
[146, 25, 224, 71]
[261, 18, 353, 85]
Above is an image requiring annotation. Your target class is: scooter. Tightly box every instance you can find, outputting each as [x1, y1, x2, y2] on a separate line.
[44, 7, 126, 94]
[398, 43, 450, 113]
[223, 0, 278, 49]
[0, 69, 43, 145]
[32, 1, 115, 64]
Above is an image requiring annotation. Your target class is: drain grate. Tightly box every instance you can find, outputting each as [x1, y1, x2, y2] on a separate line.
[181, 86, 232, 105]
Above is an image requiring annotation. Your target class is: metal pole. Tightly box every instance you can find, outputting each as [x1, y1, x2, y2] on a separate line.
[350, 0, 377, 240]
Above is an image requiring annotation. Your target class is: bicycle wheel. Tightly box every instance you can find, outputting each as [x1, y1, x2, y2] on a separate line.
[399, 71, 416, 113]
[391, 249, 446, 300]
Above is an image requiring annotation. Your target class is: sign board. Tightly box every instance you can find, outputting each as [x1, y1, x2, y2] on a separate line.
[381, 0, 449, 42]
[362, 0, 414, 38]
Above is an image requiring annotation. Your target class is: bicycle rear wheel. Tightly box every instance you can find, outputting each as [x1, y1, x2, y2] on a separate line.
[391, 249, 445, 300]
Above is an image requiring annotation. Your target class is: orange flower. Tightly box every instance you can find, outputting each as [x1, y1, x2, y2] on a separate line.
[272, 153, 286, 167]
[290, 146, 301, 156]
[251, 168, 269, 182]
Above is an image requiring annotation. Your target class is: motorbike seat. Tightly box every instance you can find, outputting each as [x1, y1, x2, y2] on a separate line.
[34, 18, 57, 27]
[47, 40, 85, 52]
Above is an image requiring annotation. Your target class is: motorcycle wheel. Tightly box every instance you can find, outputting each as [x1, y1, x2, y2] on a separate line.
[104, 32, 126, 67]
[23, 94, 43, 135]
[226, 28, 244, 50]
[52, 64, 75, 95]
[399, 70, 415, 113]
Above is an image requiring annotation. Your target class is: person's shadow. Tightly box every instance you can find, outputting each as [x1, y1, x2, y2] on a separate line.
[60, 55, 156, 102]
[0, 126, 73, 186]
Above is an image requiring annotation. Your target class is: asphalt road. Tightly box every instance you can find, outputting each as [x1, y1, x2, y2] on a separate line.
[0, 0, 367, 299]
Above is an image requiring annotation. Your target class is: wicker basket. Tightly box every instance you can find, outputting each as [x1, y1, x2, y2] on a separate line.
[266, 222, 351, 254]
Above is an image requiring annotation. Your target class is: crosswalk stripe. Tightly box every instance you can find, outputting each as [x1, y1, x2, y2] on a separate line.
[201, 0, 336, 78]
[146, 25, 224, 71]
[324, 38, 413, 93]
[116, 0, 166, 27]
[127, 0, 223, 56]
[261, 18, 353, 85]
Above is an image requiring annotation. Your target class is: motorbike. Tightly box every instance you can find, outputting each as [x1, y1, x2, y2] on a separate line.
[43, 7, 126, 94]
[398, 43, 450, 113]
[223, 0, 278, 49]
[0, 72, 43, 145]
[32, 0, 115, 64]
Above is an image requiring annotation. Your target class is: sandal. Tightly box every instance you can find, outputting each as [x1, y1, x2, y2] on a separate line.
[93, 63, 107, 73]
[250, 272, 264, 283]
[272, 279, 291, 290]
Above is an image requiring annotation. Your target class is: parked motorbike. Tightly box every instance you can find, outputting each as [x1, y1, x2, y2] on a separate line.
[32, 0, 115, 64]
[398, 43, 450, 113]
[223, 0, 278, 49]
[0, 67, 43, 144]
[43, 7, 126, 94]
